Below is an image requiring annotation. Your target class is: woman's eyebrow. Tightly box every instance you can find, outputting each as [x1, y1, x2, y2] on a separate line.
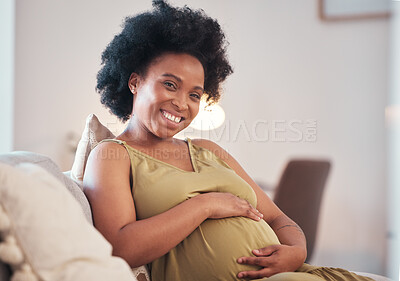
[194, 86, 205, 93]
[162, 73, 204, 93]
[162, 73, 182, 82]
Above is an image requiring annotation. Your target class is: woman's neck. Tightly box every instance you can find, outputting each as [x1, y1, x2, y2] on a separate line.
[118, 117, 175, 147]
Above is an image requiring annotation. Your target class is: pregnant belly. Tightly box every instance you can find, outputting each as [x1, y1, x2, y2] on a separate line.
[151, 217, 281, 281]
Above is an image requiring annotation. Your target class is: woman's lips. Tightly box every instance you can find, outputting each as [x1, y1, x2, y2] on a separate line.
[161, 109, 184, 124]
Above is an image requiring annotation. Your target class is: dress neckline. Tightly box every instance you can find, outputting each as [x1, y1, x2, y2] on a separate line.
[113, 138, 198, 173]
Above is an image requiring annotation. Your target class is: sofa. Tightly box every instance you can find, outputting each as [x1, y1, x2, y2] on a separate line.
[0, 151, 150, 281]
[0, 114, 392, 281]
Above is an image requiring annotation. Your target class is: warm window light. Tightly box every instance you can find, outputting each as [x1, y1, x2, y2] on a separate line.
[189, 100, 226, 131]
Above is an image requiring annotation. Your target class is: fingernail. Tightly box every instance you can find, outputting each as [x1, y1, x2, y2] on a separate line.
[238, 273, 243, 278]
[238, 258, 242, 263]
[253, 249, 260, 254]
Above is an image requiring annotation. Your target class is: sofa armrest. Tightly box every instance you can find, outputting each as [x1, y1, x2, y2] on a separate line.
[0, 151, 92, 223]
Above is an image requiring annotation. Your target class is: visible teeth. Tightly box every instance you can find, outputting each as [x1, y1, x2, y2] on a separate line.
[162, 111, 181, 123]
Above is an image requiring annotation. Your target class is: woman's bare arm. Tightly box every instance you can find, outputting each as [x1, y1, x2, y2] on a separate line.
[83, 141, 263, 267]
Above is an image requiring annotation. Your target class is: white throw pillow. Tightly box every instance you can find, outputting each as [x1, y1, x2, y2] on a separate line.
[71, 114, 115, 182]
[0, 162, 136, 281]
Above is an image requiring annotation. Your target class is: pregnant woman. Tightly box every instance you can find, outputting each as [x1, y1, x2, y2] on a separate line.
[83, 1, 374, 280]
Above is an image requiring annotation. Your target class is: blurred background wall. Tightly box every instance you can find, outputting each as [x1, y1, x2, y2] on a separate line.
[387, 1, 400, 280]
[2, 0, 392, 277]
[0, 0, 15, 154]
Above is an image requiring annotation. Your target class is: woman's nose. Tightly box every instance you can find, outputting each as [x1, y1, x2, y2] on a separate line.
[171, 95, 189, 111]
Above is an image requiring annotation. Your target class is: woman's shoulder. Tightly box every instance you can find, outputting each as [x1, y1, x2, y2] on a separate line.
[92, 138, 128, 152]
[190, 138, 229, 162]
[87, 139, 131, 168]
[83, 139, 132, 195]
[190, 138, 219, 151]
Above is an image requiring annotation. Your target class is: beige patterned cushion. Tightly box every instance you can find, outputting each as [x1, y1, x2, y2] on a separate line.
[71, 114, 115, 182]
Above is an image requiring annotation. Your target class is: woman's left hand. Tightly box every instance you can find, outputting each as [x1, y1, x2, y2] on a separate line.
[236, 244, 305, 279]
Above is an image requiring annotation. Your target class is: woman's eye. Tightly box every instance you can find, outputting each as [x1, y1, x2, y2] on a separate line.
[190, 93, 201, 100]
[164, 81, 176, 89]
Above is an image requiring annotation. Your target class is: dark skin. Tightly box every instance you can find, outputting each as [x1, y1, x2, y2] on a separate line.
[84, 52, 307, 279]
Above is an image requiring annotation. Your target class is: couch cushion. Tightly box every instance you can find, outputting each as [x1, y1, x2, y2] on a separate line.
[71, 114, 115, 182]
[0, 151, 92, 223]
[0, 150, 150, 281]
[0, 162, 136, 281]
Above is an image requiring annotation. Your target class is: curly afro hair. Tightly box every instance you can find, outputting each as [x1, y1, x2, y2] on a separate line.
[96, 0, 233, 122]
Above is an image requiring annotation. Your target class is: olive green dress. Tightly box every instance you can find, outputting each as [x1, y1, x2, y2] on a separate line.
[101, 139, 374, 281]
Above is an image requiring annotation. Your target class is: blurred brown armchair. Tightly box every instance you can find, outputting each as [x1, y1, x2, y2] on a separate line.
[260, 159, 331, 263]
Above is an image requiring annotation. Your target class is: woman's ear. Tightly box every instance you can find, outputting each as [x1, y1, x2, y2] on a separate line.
[128, 73, 140, 94]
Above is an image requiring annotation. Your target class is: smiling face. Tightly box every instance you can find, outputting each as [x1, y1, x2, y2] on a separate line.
[128, 53, 205, 140]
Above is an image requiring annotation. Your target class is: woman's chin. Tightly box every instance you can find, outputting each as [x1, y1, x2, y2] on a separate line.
[163, 125, 191, 139]
[153, 128, 181, 139]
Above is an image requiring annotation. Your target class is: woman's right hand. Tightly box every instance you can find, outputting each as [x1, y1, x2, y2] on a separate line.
[198, 192, 264, 221]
